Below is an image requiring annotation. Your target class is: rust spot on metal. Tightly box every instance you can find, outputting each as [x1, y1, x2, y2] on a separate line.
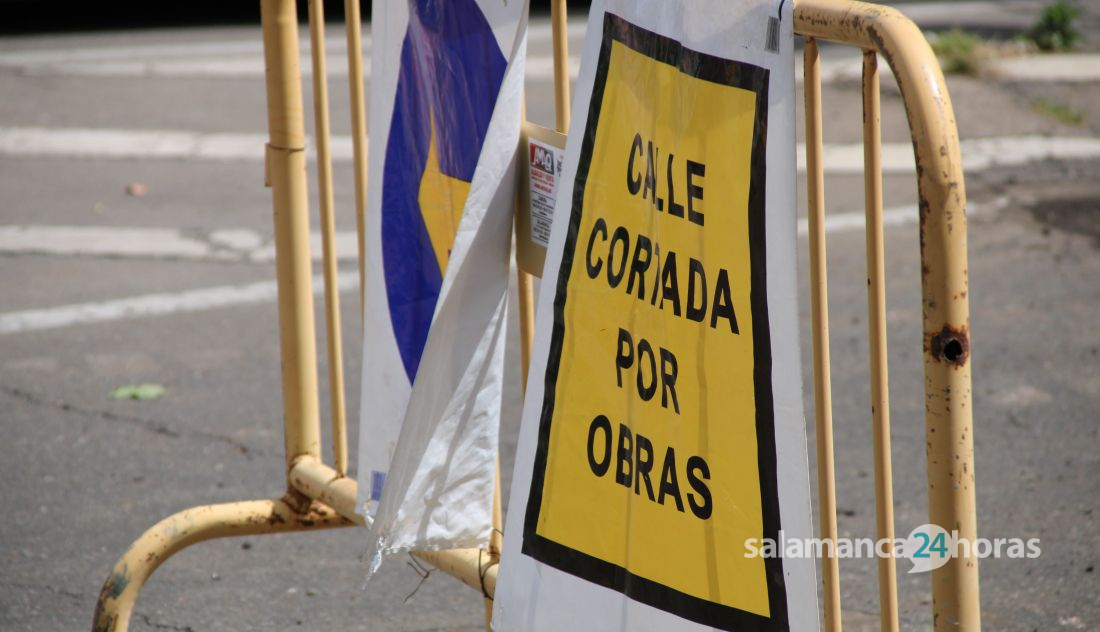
[929, 324, 969, 366]
[281, 488, 313, 514]
[918, 197, 931, 260]
[93, 565, 131, 631]
[103, 566, 130, 599]
[92, 612, 117, 632]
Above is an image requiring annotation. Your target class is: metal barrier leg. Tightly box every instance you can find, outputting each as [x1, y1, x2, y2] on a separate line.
[262, 0, 323, 471]
[550, 0, 571, 133]
[344, 0, 370, 316]
[307, 0, 350, 478]
[92, 498, 351, 632]
[93, 3, 345, 629]
[804, 36, 844, 632]
[862, 49, 900, 632]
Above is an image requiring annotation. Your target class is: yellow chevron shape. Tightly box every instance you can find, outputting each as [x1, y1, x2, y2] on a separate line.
[418, 119, 471, 274]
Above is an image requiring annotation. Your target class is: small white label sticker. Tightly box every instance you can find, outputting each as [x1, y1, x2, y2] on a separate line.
[528, 139, 563, 247]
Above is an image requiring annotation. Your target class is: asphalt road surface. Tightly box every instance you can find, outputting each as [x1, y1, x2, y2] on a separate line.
[1, 7, 1098, 632]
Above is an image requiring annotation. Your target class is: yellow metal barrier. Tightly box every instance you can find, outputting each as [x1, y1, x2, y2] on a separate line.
[796, 3, 980, 630]
[93, 1, 979, 630]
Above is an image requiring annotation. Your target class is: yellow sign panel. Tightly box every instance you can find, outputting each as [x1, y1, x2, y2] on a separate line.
[522, 14, 788, 631]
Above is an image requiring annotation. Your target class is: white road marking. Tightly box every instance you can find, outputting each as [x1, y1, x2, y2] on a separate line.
[0, 224, 359, 263]
[795, 197, 1003, 236]
[12, 53, 579, 81]
[798, 135, 1100, 174]
[524, 55, 582, 81]
[7, 20, 1100, 84]
[4, 126, 1098, 175]
[0, 127, 355, 163]
[0, 196, 1006, 334]
[0, 38, 887, 85]
[989, 53, 1100, 83]
[793, 55, 894, 85]
[0, 127, 268, 161]
[795, 205, 920, 236]
[0, 225, 218, 260]
[0, 39, 275, 66]
[0, 35, 576, 81]
[0, 272, 358, 336]
[12, 54, 575, 81]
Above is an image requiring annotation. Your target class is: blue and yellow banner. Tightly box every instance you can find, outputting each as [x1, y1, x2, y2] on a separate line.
[358, 0, 526, 566]
[381, 0, 508, 381]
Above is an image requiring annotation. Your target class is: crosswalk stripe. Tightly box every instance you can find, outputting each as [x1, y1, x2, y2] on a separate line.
[0, 225, 358, 263]
[0, 272, 358, 336]
[0, 196, 1005, 334]
[3, 126, 1098, 175]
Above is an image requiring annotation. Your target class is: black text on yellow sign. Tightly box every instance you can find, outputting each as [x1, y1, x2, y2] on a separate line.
[522, 13, 789, 631]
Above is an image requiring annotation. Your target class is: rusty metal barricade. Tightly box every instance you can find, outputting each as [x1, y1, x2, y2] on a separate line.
[93, 0, 979, 630]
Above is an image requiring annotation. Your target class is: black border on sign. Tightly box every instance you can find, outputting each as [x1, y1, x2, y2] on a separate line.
[520, 11, 789, 632]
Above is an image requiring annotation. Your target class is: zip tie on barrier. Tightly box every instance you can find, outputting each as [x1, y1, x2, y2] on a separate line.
[265, 142, 306, 153]
[478, 548, 499, 601]
[264, 142, 307, 187]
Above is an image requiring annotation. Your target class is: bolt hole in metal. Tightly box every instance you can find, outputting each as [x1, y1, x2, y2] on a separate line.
[942, 339, 964, 362]
[930, 326, 969, 366]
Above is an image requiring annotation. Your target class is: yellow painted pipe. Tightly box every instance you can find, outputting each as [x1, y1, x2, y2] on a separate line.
[551, 0, 571, 133]
[261, 0, 323, 469]
[92, 499, 352, 632]
[861, 48, 900, 632]
[290, 455, 365, 524]
[287, 455, 500, 598]
[344, 0, 370, 319]
[307, 0, 351, 478]
[803, 37, 844, 632]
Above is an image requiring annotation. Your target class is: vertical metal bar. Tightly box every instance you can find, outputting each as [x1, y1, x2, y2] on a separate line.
[551, 0, 571, 133]
[261, 0, 322, 468]
[516, 272, 536, 387]
[923, 213, 981, 625]
[307, 0, 349, 477]
[862, 49, 900, 632]
[804, 38, 843, 632]
[911, 57, 982, 632]
[539, 0, 568, 385]
[484, 455, 503, 630]
[345, 0, 370, 319]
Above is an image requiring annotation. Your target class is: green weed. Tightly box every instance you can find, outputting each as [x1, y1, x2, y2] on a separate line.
[931, 29, 985, 75]
[1032, 98, 1085, 126]
[1029, 0, 1081, 51]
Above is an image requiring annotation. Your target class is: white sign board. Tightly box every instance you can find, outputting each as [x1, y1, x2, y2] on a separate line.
[494, 0, 817, 630]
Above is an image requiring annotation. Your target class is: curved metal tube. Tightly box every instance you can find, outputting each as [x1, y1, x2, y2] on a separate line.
[92, 498, 352, 632]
